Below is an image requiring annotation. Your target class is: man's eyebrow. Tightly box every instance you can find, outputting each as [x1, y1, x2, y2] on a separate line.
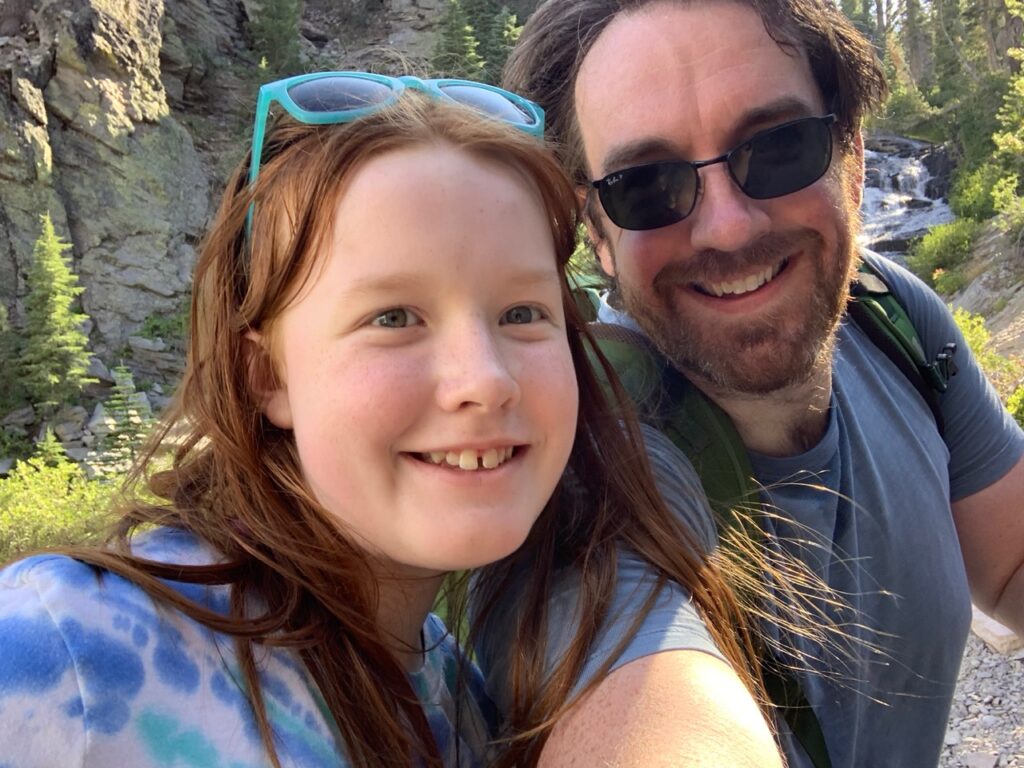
[599, 138, 679, 179]
[731, 96, 823, 136]
[597, 96, 824, 177]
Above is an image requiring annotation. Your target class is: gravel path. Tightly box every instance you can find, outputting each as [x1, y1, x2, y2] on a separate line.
[941, 633, 1024, 767]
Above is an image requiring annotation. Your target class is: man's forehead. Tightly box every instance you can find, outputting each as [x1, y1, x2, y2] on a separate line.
[573, 1, 822, 175]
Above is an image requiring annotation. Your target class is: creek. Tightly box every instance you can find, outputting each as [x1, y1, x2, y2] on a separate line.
[858, 135, 955, 263]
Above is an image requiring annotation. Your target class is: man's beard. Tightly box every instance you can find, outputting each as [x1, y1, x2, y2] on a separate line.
[619, 227, 856, 396]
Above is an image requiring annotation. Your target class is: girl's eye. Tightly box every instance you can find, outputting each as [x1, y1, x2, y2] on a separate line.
[502, 305, 543, 325]
[371, 308, 422, 328]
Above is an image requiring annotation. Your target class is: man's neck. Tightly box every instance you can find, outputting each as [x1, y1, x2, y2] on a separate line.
[693, 364, 834, 458]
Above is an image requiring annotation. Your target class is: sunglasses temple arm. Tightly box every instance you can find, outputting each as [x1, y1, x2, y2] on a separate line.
[245, 88, 275, 237]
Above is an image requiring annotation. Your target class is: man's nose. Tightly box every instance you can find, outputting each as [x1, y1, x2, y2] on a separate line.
[687, 164, 772, 253]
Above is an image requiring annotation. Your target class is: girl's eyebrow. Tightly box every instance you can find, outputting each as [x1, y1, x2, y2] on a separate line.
[339, 266, 561, 297]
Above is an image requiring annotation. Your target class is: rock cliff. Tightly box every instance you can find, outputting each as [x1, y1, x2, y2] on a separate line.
[0, 0, 449, 389]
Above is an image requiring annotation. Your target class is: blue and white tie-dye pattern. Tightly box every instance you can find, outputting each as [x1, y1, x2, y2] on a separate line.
[0, 528, 497, 767]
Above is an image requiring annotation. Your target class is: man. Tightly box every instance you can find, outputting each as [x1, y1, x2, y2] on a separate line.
[486, 0, 1024, 765]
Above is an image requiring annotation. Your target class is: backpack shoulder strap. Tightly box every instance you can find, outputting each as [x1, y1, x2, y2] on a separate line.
[586, 321, 832, 768]
[848, 260, 957, 435]
[586, 323, 759, 530]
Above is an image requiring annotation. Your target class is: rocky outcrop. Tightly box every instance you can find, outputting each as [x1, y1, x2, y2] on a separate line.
[0, 0, 482, 402]
[0, 0, 223, 384]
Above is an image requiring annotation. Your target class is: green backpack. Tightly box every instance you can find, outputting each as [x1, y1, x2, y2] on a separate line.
[576, 259, 958, 768]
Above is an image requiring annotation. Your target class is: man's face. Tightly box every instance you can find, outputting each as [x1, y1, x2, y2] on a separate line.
[574, 0, 864, 395]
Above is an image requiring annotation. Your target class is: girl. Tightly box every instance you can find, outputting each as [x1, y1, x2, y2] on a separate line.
[0, 73, 777, 767]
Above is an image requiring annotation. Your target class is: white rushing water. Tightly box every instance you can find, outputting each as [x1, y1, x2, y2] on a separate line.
[858, 136, 955, 263]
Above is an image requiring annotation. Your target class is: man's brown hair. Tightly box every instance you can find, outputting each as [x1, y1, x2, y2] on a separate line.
[505, 0, 888, 187]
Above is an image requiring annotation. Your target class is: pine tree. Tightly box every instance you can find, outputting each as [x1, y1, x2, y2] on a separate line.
[480, 6, 522, 85]
[94, 364, 152, 474]
[993, 0, 1024, 177]
[19, 214, 94, 415]
[432, 0, 485, 80]
[32, 427, 67, 469]
[250, 0, 302, 75]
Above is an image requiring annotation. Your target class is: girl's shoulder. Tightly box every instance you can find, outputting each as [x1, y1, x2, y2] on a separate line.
[0, 529, 347, 767]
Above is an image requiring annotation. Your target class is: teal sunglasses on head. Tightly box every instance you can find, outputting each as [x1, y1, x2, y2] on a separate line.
[247, 71, 546, 189]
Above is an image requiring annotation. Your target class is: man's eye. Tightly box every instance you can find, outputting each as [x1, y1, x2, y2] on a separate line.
[502, 305, 542, 325]
[371, 308, 421, 328]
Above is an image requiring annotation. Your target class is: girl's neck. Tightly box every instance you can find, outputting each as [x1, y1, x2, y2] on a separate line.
[376, 570, 447, 673]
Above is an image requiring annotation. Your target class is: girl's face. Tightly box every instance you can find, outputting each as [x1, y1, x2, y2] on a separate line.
[259, 143, 578, 577]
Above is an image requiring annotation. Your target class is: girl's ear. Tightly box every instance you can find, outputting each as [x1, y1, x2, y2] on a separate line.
[243, 330, 293, 429]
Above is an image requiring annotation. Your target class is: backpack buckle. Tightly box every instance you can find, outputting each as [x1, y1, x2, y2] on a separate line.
[928, 342, 958, 392]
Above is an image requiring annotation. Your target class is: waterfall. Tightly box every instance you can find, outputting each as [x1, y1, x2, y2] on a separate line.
[858, 136, 954, 263]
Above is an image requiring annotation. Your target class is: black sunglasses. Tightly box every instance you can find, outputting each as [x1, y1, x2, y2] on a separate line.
[591, 114, 837, 231]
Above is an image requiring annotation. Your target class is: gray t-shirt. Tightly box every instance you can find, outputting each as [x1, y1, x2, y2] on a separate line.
[479, 252, 1024, 768]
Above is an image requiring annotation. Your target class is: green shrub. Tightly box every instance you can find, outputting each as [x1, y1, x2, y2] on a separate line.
[906, 219, 982, 290]
[932, 267, 967, 295]
[950, 163, 1003, 221]
[139, 299, 190, 350]
[952, 307, 1023, 401]
[0, 432, 117, 563]
[992, 175, 1024, 243]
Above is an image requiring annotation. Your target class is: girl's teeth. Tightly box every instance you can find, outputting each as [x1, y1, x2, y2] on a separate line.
[459, 450, 478, 471]
[425, 447, 514, 470]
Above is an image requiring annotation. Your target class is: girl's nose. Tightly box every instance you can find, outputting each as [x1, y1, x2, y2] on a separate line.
[435, 326, 520, 412]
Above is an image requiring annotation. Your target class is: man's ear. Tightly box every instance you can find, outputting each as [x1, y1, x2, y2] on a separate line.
[243, 330, 292, 429]
[578, 186, 616, 277]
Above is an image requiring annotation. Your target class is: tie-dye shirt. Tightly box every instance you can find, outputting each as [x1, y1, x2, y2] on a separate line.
[0, 527, 496, 767]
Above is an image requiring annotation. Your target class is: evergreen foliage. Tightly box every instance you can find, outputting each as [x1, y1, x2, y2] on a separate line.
[431, 0, 485, 80]
[250, 0, 302, 75]
[431, 0, 521, 84]
[19, 214, 94, 415]
[875, 34, 938, 136]
[481, 6, 522, 85]
[92, 364, 153, 475]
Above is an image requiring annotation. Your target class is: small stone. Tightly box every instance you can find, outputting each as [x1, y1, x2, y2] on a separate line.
[979, 715, 999, 729]
[962, 754, 998, 768]
[945, 729, 962, 746]
[63, 446, 89, 462]
[1, 405, 35, 427]
[53, 421, 83, 442]
[88, 356, 113, 383]
[0, 458, 13, 476]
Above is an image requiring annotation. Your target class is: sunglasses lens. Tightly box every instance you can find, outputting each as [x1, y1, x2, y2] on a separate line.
[738, 118, 833, 199]
[287, 76, 394, 112]
[599, 161, 698, 231]
[437, 84, 537, 127]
